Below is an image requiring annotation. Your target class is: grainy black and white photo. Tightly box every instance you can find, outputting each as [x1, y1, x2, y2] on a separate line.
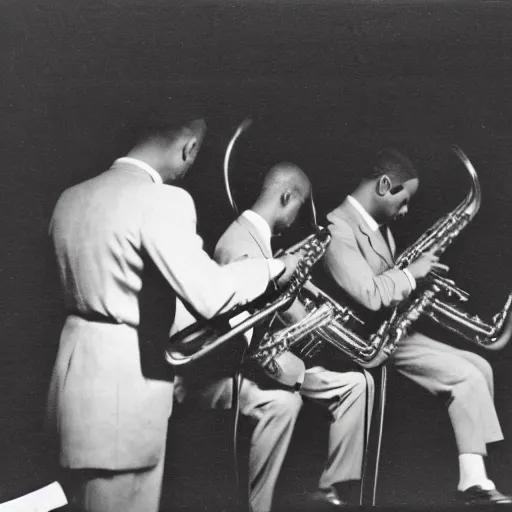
[1, 1, 512, 511]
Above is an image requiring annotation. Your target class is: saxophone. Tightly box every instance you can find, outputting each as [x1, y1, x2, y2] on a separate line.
[166, 227, 332, 367]
[393, 145, 512, 351]
[249, 146, 512, 371]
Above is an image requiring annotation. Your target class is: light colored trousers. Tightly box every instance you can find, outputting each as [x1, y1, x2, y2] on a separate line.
[194, 367, 374, 512]
[392, 332, 503, 455]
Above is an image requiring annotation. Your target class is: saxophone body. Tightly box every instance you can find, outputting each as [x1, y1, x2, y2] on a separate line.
[166, 227, 332, 367]
[249, 283, 433, 369]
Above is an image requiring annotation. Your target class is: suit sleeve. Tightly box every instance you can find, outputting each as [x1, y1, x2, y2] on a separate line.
[214, 243, 248, 266]
[324, 219, 413, 311]
[215, 226, 314, 328]
[140, 188, 272, 320]
[213, 227, 254, 266]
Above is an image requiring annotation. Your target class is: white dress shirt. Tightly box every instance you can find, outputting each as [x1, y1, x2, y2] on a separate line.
[347, 195, 416, 290]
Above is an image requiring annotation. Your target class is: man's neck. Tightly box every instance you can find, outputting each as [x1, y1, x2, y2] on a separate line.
[126, 150, 168, 182]
[350, 186, 386, 226]
[351, 189, 375, 216]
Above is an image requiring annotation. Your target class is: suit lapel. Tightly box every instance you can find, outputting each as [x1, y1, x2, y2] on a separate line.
[237, 216, 273, 258]
[337, 200, 395, 267]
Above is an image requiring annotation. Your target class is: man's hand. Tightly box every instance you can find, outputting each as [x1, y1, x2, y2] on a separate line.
[275, 250, 305, 286]
[406, 249, 449, 280]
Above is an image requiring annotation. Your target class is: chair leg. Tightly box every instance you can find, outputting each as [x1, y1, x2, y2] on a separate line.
[231, 371, 251, 512]
[358, 369, 374, 505]
[372, 365, 388, 506]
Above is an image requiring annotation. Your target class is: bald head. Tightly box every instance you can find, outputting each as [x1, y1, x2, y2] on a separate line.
[261, 162, 311, 199]
[252, 162, 311, 234]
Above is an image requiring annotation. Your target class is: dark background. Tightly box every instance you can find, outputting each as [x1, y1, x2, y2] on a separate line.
[1, 0, 512, 508]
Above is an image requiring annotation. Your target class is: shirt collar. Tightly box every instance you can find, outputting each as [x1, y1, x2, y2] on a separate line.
[241, 210, 272, 253]
[115, 157, 163, 184]
[347, 195, 380, 232]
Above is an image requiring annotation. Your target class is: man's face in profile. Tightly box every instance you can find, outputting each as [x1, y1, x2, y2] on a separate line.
[385, 178, 419, 223]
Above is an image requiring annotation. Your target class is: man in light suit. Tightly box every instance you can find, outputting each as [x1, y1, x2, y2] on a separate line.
[323, 148, 511, 504]
[176, 163, 373, 511]
[47, 119, 288, 512]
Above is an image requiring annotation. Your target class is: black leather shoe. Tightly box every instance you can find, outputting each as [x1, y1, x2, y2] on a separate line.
[457, 485, 512, 504]
[308, 487, 347, 508]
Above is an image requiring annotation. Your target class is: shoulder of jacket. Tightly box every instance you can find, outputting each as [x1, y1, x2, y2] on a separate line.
[215, 220, 241, 250]
[150, 184, 195, 208]
[224, 218, 248, 238]
[215, 218, 257, 260]
[327, 208, 354, 231]
[53, 180, 88, 211]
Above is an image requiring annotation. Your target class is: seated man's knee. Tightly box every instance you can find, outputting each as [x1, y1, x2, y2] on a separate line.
[475, 355, 493, 382]
[459, 362, 490, 392]
[270, 390, 302, 418]
[457, 351, 493, 383]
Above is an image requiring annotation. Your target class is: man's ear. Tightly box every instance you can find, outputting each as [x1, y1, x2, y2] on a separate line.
[182, 137, 198, 162]
[280, 190, 291, 207]
[377, 174, 392, 196]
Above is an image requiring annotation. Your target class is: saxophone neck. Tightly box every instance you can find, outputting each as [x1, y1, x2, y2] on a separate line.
[396, 145, 481, 268]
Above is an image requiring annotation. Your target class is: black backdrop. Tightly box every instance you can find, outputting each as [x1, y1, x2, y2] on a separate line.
[1, 0, 512, 508]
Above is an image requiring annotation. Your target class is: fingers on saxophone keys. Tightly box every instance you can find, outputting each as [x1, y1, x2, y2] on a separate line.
[432, 262, 450, 273]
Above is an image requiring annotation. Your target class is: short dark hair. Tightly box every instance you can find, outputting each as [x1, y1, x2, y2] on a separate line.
[133, 118, 207, 151]
[366, 148, 418, 184]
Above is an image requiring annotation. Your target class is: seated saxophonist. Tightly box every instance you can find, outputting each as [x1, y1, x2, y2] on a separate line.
[322, 148, 510, 504]
[174, 163, 374, 511]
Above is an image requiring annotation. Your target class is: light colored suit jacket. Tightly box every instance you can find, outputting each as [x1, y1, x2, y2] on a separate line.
[48, 162, 273, 471]
[214, 215, 307, 385]
[324, 198, 413, 311]
[169, 214, 273, 347]
[215, 215, 272, 263]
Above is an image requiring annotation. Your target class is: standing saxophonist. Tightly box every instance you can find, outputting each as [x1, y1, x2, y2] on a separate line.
[47, 120, 288, 512]
[175, 162, 373, 511]
[322, 148, 510, 504]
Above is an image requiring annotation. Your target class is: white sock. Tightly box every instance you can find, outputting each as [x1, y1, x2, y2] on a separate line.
[458, 453, 495, 492]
